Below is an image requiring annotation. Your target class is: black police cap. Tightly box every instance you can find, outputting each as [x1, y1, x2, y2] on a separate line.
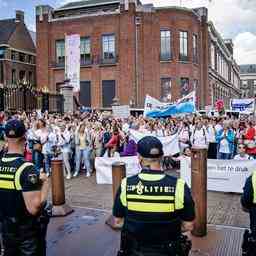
[137, 136, 164, 158]
[5, 119, 26, 138]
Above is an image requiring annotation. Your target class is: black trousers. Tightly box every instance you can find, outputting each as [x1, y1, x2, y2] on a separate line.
[249, 208, 256, 236]
[2, 218, 45, 256]
[208, 142, 217, 159]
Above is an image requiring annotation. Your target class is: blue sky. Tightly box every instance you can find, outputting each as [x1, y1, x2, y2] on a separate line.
[0, 0, 255, 64]
[0, 0, 64, 31]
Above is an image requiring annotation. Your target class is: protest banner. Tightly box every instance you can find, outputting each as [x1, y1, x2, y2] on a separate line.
[180, 159, 256, 193]
[129, 129, 180, 156]
[65, 34, 80, 92]
[230, 98, 255, 113]
[144, 95, 168, 117]
[144, 92, 196, 118]
[95, 156, 141, 184]
[112, 105, 130, 119]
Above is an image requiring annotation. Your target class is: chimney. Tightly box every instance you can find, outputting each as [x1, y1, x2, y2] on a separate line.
[15, 10, 24, 23]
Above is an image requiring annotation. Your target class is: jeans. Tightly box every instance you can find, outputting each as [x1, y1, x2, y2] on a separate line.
[32, 150, 44, 174]
[75, 148, 92, 174]
[62, 151, 71, 177]
[217, 152, 231, 160]
[44, 154, 53, 175]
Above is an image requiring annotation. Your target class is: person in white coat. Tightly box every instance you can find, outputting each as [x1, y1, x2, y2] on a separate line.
[190, 120, 208, 148]
[58, 125, 72, 179]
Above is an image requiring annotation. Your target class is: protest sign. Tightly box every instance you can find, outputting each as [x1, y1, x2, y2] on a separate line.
[180, 159, 256, 193]
[230, 99, 255, 113]
[112, 105, 130, 119]
[129, 129, 180, 156]
[95, 156, 141, 184]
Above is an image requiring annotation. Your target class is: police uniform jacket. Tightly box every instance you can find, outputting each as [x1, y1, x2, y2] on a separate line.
[113, 169, 195, 244]
[0, 154, 41, 220]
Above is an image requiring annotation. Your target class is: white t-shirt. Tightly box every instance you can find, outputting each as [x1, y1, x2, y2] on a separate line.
[34, 129, 48, 143]
[219, 138, 230, 154]
[179, 128, 190, 143]
[207, 125, 216, 143]
[234, 154, 253, 160]
[215, 124, 223, 133]
[191, 128, 208, 148]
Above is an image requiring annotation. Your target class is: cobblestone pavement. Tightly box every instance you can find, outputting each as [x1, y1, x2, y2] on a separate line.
[48, 207, 245, 256]
[56, 171, 249, 228]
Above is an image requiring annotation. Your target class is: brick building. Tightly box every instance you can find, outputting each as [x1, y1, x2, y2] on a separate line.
[0, 11, 36, 87]
[239, 64, 256, 98]
[36, 0, 240, 109]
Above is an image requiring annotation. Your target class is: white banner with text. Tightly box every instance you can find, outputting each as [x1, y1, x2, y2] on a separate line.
[129, 129, 180, 156]
[180, 159, 256, 193]
[95, 156, 141, 184]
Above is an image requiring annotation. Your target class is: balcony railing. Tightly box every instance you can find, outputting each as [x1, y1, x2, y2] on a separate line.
[100, 56, 118, 65]
[160, 53, 172, 62]
[81, 58, 93, 66]
[179, 54, 189, 62]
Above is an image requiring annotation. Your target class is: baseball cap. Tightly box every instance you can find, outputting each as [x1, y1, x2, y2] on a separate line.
[137, 136, 164, 158]
[5, 119, 26, 138]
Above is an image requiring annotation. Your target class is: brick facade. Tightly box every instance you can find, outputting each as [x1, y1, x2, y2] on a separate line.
[0, 11, 36, 87]
[36, 2, 214, 109]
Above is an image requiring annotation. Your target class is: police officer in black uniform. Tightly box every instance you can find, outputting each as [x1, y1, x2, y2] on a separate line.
[113, 136, 195, 256]
[0, 119, 50, 256]
[241, 170, 256, 255]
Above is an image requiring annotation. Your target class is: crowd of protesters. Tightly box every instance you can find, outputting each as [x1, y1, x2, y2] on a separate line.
[0, 109, 255, 179]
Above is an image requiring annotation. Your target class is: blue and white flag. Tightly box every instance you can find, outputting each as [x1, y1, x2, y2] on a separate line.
[230, 99, 255, 113]
[144, 91, 196, 118]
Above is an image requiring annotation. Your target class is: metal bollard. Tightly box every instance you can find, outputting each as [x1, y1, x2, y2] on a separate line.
[106, 162, 126, 229]
[51, 159, 73, 216]
[191, 147, 207, 237]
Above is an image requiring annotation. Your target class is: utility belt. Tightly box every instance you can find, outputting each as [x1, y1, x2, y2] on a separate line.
[117, 230, 192, 256]
[2, 202, 52, 236]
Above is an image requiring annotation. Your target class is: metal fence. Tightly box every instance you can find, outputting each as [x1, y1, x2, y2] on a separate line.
[0, 86, 64, 113]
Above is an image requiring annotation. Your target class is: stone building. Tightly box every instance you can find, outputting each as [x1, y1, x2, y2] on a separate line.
[209, 23, 240, 108]
[36, 0, 240, 109]
[239, 64, 256, 98]
[0, 11, 36, 87]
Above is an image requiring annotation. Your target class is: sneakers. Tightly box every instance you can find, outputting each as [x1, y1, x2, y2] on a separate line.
[66, 175, 71, 180]
[73, 171, 79, 177]
[86, 172, 91, 177]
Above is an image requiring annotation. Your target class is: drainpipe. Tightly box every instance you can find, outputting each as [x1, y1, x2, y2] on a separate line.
[135, 16, 141, 107]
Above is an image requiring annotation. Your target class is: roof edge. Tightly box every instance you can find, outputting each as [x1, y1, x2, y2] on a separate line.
[55, 0, 120, 12]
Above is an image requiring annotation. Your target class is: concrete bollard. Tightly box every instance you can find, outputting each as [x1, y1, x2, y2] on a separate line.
[51, 159, 73, 216]
[191, 147, 207, 237]
[106, 162, 126, 229]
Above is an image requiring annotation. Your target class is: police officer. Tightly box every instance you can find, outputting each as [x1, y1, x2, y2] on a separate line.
[0, 119, 50, 256]
[113, 136, 195, 256]
[241, 170, 256, 255]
